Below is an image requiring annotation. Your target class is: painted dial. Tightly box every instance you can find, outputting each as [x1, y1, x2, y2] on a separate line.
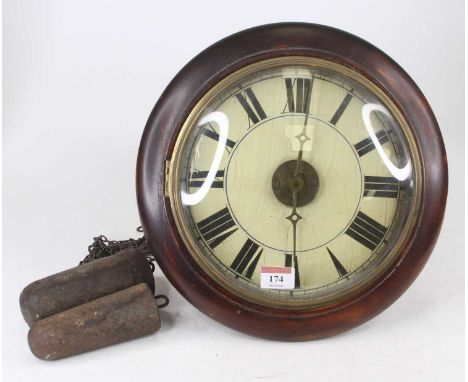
[171, 61, 415, 307]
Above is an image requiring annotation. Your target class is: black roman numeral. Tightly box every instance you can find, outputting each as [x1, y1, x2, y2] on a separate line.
[330, 93, 353, 125]
[284, 254, 301, 288]
[345, 211, 388, 250]
[236, 88, 267, 125]
[354, 130, 389, 157]
[230, 239, 263, 278]
[284, 78, 313, 114]
[202, 125, 236, 149]
[364, 176, 398, 198]
[189, 170, 224, 189]
[197, 207, 237, 249]
[326, 247, 348, 277]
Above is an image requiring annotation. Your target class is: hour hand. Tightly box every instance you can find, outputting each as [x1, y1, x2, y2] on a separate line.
[286, 190, 302, 257]
[286, 194, 302, 225]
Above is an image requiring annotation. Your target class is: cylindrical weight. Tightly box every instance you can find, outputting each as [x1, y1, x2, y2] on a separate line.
[28, 283, 160, 360]
[20, 249, 154, 326]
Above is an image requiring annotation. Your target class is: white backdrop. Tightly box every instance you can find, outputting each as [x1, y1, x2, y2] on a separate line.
[3, 1, 464, 381]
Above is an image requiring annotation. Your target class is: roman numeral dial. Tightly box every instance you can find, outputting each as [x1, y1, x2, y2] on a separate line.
[189, 170, 224, 189]
[327, 247, 348, 278]
[236, 88, 267, 125]
[197, 208, 237, 249]
[202, 125, 237, 149]
[284, 254, 301, 288]
[345, 211, 388, 250]
[364, 176, 398, 198]
[354, 130, 389, 157]
[230, 239, 263, 279]
[182, 64, 408, 300]
[330, 93, 353, 125]
[284, 78, 313, 114]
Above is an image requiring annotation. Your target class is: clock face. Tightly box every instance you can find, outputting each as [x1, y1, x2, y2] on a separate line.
[168, 57, 418, 308]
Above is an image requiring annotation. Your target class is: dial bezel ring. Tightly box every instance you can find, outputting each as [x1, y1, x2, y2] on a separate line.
[167, 56, 421, 309]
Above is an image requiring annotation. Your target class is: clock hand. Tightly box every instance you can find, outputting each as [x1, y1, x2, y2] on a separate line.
[286, 189, 302, 261]
[294, 80, 313, 176]
[287, 84, 312, 265]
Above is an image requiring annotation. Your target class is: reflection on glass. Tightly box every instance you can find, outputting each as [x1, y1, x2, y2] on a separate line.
[362, 104, 411, 181]
[181, 111, 229, 206]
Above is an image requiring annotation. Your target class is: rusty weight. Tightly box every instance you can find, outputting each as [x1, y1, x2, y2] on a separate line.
[28, 283, 161, 360]
[20, 248, 155, 326]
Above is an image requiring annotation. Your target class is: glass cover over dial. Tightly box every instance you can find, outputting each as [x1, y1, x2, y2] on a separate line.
[169, 58, 417, 308]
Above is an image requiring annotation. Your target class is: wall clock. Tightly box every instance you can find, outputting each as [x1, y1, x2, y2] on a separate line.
[137, 23, 447, 340]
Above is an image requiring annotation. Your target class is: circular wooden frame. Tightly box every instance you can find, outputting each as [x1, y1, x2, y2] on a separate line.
[137, 23, 448, 340]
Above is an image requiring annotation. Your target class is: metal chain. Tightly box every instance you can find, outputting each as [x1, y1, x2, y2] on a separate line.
[79, 227, 168, 308]
[80, 226, 154, 268]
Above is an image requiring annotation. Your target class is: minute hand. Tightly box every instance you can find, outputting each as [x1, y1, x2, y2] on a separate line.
[294, 81, 313, 176]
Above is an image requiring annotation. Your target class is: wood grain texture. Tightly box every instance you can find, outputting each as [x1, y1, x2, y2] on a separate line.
[136, 23, 448, 340]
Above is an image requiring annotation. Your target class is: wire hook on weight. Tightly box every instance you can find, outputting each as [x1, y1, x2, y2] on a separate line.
[155, 294, 169, 309]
